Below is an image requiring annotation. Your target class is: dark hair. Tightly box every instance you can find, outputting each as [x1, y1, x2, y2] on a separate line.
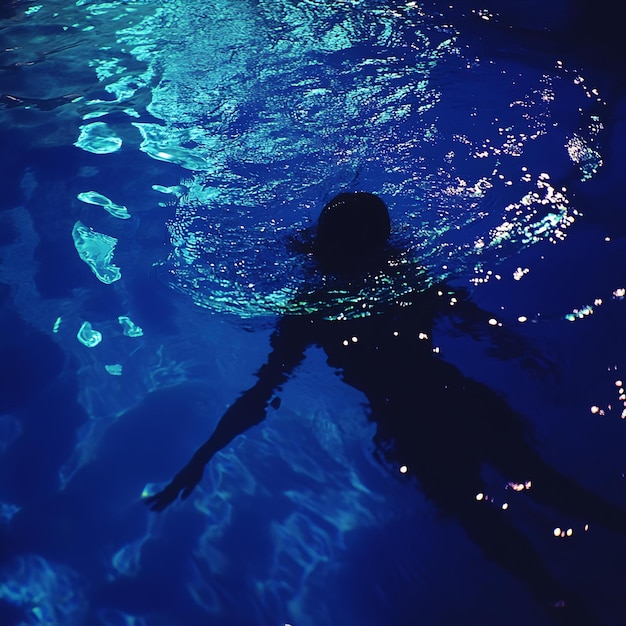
[313, 192, 390, 272]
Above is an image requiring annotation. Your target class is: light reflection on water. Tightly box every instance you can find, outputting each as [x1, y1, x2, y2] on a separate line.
[1, 1, 625, 625]
[151, 12, 602, 317]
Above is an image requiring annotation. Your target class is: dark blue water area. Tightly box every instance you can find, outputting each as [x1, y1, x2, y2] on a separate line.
[2, 1, 626, 626]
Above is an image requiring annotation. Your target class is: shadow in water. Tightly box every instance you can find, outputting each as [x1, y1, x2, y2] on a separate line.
[146, 192, 626, 623]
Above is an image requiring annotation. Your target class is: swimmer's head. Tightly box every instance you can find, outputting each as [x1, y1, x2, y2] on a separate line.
[313, 192, 391, 272]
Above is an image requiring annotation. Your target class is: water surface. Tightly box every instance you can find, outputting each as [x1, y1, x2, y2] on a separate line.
[1, 1, 626, 624]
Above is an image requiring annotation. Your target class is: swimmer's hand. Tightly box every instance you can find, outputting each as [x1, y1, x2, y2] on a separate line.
[144, 461, 204, 512]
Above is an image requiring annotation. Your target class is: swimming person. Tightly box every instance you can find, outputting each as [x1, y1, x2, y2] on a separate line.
[145, 192, 624, 618]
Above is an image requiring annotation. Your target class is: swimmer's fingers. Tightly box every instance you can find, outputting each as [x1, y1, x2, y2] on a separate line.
[144, 481, 183, 511]
[144, 488, 177, 512]
[144, 463, 204, 511]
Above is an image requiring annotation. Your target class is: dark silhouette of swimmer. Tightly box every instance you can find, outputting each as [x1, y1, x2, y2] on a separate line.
[146, 192, 625, 621]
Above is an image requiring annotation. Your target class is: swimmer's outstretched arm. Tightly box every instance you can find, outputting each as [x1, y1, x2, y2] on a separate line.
[145, 317, 310, 511]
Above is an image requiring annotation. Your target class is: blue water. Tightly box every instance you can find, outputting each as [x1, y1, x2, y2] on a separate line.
[2, 0, 626, 624]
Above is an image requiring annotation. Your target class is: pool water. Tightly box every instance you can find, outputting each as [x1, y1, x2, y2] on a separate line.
[1, 0, 626, 624]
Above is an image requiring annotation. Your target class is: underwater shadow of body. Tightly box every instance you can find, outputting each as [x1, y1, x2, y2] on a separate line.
[146, 193, 625, 623]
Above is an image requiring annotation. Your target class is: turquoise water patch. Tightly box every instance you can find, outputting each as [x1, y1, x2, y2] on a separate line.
[118, 315, 143, 337]
[75, 122, 122, 154]
[77, 321, 103, 347]
[77, 191, 131, 219]
[105, 363, 123, 375]
[72, 221, 121, 284]
[132, 123, 212, 171]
